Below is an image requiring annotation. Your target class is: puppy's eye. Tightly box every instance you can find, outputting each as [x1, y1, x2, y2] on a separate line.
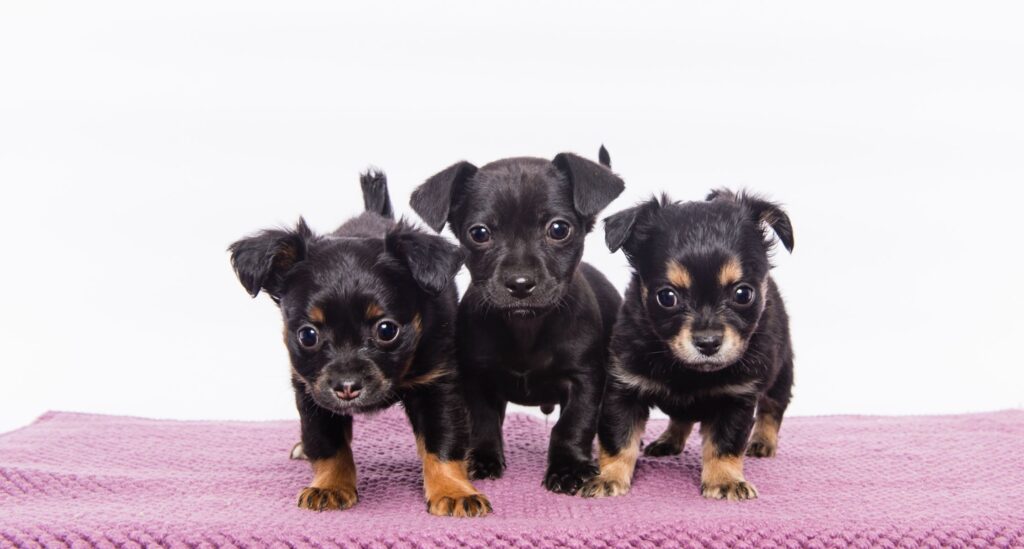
[547, 220, 572, 241]
[656, 288, 679, 309]
[297, 326, 319, 348]
[732, 284, 756, 306]
[468, 225, 491, 243]
[375, 319, 400, 343]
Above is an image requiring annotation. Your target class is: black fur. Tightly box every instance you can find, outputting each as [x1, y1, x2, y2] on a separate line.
[229, 172, 479, 513]
[592, 190, 795, 498]
[410, 148, 625, 495]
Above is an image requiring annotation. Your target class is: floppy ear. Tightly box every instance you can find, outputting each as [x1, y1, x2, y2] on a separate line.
[741, 195, 794, 253]
[603, 206, 640, 253]
[385, 225, 465, 296]
[603, 197, 662, 254]
[228, 219, 313, 299]
[552, 152, 625, 219]
[409, 161, 478, 233]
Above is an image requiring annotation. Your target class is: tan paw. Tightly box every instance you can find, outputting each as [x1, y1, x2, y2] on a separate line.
[297, 486, 358, 511]
[746, 438, 777, 458]
[426, 493, 492, 517]
[701, 479, 759, 501]
[578, 476, 631, 498]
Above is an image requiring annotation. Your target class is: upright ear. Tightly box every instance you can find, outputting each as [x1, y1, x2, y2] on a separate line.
[228, 219, 313, 299]
[740, 194, 794, 253]
[409, 161, 478, 233]
[552, 152, 625, 219]
[598, 144, 611, 168]
[385, 225, 465, 296]
[603, 197, 660, 254]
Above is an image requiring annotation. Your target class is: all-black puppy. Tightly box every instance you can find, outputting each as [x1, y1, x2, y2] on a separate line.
[409, 148, 625, 495]
[581, 189, 794, 501]
[228, 172, 491, 517]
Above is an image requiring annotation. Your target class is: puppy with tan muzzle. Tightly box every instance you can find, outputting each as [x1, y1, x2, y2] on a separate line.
[580, 189, 795, 501]
[229, 172, 491, 517]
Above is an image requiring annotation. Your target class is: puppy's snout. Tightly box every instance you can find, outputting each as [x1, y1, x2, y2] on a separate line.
[504, 275, 537, 299]
[692, 331, 723, 356]
[332, 380, 363, 401]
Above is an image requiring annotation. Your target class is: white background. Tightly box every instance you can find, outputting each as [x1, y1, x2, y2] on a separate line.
[2, 1, 1022, 433]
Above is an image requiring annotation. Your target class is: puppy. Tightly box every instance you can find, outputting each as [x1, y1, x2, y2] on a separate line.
[409, 147, 625, 495]
[581, 190, 795, 501]
[228, 172, 491, 517]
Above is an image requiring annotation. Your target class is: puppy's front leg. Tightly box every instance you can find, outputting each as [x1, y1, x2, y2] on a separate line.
[404, 380, 492, 517]
[700, 406, 759, 501]
[463, 375, 508, 480]
[579, 380, 649, 498]
[543, 373, 604, 494]
[294, 391, 358, 511]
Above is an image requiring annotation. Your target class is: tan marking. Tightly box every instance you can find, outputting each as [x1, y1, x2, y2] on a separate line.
[309, 306, 325, 324]
[666, 260, 692, 289]
[747, 414, 780, 457]
[718, 257, 744, 287]
[640, 285, 649, 304]
[399, 366, 453, 389]
[365, 303, 383, 320]
[700, 424, 758, 500]
[668, 321, 694, 360]
[297, 443, 358, 510]
[582, 420, 645, 498]
[649, 419, 693, 454]
[416, 437, 491, 517]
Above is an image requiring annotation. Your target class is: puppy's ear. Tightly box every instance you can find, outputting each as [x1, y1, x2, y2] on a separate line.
[385, 224, 465, 296]
[410, 161, 478, 233]
[603, 197, 661, 253]
[552, 152, 625, 219]
[598, 145, 611, 168]
[228, 218, 313, 299]
[736, 191, 794, 253]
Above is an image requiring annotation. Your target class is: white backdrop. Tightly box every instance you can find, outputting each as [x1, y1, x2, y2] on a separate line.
[2, 1, 1022, 433]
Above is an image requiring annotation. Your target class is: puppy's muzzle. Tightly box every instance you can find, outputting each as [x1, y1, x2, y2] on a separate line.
[504, 275, 537, 299]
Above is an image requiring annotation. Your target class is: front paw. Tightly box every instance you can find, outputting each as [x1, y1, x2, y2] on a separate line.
[468, 450, 506, 480]
[746, 438, 777, 458]
[578, 476, 631, 498]
[297, 486, 358, 511]
[643, 439, 683, 457]
[700, 479, 759, 501]
[542, 460, 599, 495]
[426, 493, 493, 518]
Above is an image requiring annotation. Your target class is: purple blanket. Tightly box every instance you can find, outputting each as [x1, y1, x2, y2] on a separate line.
[1, 409, 1022, 548]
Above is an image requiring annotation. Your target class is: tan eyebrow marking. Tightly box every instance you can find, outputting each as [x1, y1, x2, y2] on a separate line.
[718, 257, 744, 287]
[308, 306, 325, 324]
[665, 260, 692, 289]
[365, 303, 383, 320]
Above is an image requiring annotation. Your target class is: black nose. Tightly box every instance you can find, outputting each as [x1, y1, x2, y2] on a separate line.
[692, 331, 723, 356]
[333, 380, 363, 401]
[504, 275, 537, 299]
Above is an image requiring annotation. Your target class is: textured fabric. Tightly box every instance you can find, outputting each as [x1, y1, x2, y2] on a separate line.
[1, 409, 1022, 548]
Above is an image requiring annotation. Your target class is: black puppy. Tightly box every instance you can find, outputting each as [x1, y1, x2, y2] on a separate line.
[581, 189, 794, 501]
[228, 172, 491, 517]
[409, 148, 625, 495]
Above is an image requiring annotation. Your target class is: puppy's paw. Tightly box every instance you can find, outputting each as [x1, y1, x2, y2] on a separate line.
[426, 493, 492, 518]
[643, 439, 683, 457]
[700, 479, 759, 501]
[746, 438, 777, 458]
[290, 442, 307, 460]
[578, 476, 631, 498]
[542, 461, 599, 495]
[468, 451, 506, 480]
[296, 486, 358, 511]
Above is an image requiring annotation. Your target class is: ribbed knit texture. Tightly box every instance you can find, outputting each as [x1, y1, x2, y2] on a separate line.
[2, 409, 1022, 548]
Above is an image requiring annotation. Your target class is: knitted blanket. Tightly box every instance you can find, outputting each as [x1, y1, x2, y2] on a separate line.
[1, 409, 1022, 548]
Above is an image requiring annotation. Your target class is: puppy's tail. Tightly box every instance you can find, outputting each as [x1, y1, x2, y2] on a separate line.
[360, 169, 395, 219]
